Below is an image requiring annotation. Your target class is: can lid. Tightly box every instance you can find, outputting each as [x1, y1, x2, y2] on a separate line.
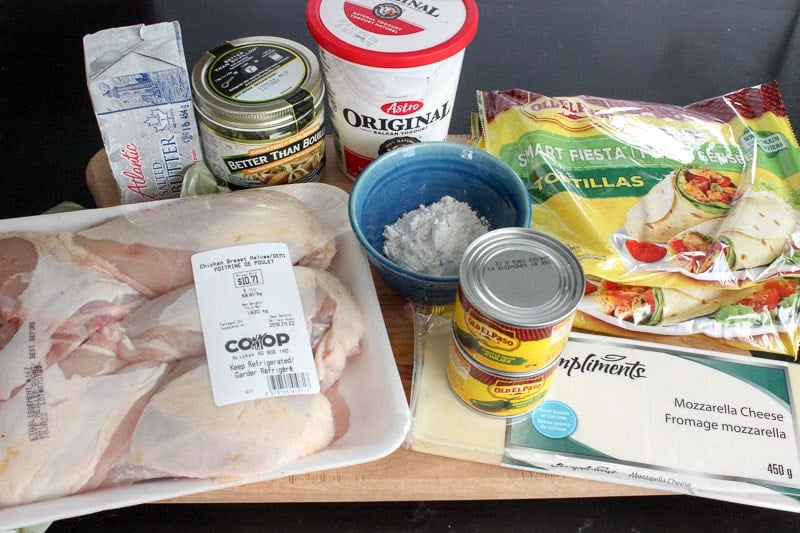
[306, 0, 479, 69]
[459, 228, 586, 328]
[191, 36, 324, 131]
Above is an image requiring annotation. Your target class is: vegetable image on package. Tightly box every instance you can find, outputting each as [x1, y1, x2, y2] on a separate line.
[474, 81, 800, 358]
[712, 278, 800, 332]
[582, 277, 800, 356]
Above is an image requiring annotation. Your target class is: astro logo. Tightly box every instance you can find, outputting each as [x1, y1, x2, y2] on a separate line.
[381, 100, 423, 115]
[225, 332, 290, 352]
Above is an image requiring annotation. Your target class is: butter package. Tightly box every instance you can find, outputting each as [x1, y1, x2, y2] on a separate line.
[84, 21, 202, 204]
[408, 312, 800, 512]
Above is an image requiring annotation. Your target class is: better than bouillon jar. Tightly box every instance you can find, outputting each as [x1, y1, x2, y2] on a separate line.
[191, 36, 326, 188]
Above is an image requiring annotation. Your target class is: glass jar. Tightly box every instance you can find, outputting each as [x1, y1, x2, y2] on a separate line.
[191, 36, 326, 188]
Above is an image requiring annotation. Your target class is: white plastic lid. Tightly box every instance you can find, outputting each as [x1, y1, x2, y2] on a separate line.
[306, 0, 479, 68]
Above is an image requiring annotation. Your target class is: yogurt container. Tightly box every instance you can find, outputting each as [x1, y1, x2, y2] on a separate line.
[306, 0, 479, 179]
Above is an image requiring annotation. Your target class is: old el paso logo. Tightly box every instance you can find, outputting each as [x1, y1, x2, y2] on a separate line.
[559, 352, 647, 380]
[522, 97, 586, 118]
[465, 310, 519, 351]
[225, 332, 290, 353]
[381, 100, 423, 116]
[490, 379, 538, 397]
[521, 98, 591, 131]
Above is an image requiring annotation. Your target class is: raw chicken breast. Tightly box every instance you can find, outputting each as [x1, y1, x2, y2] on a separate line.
[58, 322, 129, 378]
[107, 363, 335, 482]
[59, 285, 203, 376]
[116, 284, 203, 363]
[68, 189, 337, 297]
[0, 233, 144, 400]
[0, 188, 365, 508]
[0, 361, 167, 507]
[294, 267, 365, 390]
[65, 267, 365, 390]
[0, 235, 37, 351]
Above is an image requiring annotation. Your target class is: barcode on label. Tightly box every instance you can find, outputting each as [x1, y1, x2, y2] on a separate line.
[267, 371, 312, 395]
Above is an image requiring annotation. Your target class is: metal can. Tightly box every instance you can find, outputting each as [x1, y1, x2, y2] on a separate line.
[453, 228, 585, 373]
[191, 36, 326, 188]
[446, 332, 559, 418]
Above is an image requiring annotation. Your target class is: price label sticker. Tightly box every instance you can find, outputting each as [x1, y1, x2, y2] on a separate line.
[191, 242, 319, 406]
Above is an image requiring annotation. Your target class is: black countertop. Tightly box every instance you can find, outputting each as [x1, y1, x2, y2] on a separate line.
[4, 1, 800, 530]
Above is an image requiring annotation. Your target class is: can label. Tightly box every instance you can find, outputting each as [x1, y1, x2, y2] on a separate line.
[446, 335, 557, 418]
[453, 288, 574, 373]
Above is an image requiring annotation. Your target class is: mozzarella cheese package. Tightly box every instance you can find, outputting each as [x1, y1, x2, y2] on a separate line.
[408, 312, 800, 512]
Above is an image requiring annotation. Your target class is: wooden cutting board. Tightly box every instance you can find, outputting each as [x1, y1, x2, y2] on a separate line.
[85, 137, 673, 502]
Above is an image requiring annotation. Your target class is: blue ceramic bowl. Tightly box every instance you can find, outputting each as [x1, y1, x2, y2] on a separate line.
[348, 142, 532, 304]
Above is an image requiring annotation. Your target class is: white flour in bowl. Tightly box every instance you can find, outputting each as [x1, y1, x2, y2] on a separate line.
[383, 195, 488, 276]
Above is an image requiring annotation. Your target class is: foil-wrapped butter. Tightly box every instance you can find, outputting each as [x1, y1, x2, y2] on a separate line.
[84, 21, 202, 204]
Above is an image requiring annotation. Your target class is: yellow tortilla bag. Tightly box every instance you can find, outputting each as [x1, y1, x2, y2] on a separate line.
[474, 82, 800, 358]
[474, 82, 800, 290]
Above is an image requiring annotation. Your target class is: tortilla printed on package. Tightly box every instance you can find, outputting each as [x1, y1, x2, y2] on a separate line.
[590, 280, 749, 328]
[474, 81, 800, 358]
[625, 166, 738, 243]
[579, 277, 800, 357]
[668, 190, 795, 275]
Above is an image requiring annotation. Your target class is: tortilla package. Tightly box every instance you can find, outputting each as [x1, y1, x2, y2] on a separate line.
[474, 82, 800, 358]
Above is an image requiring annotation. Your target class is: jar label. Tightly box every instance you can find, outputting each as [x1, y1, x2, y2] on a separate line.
[199, 113, 326, 187]
[207, 43, 307, 103]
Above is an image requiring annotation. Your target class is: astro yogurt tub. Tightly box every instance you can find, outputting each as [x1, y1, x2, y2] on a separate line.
[306, 0, 479, 178]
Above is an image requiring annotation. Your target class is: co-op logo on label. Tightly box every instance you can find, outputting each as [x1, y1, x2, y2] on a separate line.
[225, 332, 290, 353]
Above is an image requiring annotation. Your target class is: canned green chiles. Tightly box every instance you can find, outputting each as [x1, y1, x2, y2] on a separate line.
[453, 228, 585, 373]
[446, 333, 560, 418]
[446, 228, 585, 418]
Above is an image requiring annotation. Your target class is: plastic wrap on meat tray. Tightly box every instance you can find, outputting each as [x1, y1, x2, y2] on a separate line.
[0, 184, 409, 528]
